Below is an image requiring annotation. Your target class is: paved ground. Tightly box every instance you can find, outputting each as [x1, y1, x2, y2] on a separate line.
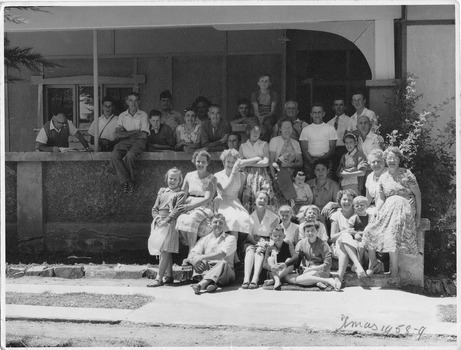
[5, 276, 458, 340]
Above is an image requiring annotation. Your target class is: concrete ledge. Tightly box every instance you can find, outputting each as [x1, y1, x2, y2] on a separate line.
[5, 151, 222, 162]
[6, 304, 128, 324]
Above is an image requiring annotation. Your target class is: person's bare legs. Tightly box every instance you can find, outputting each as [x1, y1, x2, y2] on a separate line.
[186, 231, 197, 254]
[229, 231, 240, 264]
[343, 243, 366, 276]
[285, 272, 338, 289]
[337, 245, 349, 282]
[243, 247, 255, 285]
[389, 251, 399, 277]
[250, 249, 265, 285]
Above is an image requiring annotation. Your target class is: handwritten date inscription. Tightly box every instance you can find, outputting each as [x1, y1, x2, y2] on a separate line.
[337, 314, 426, 340]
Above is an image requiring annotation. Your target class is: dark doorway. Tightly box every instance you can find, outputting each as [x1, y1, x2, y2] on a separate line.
[286, 30, 372, 123]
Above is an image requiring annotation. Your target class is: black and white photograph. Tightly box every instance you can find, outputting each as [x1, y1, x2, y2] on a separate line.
[1, 1, 458, 348]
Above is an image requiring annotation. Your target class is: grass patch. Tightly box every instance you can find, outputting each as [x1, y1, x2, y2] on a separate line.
[436, 304, 457, 323]
[6, 291, 154, 310]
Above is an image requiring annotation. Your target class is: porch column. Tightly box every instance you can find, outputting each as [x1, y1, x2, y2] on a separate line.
[17, 162, 45, 254]
[367, 19, 397, 119]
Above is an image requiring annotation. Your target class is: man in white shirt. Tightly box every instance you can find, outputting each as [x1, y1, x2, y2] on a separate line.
[272, 100, 308, 140]
[327, 97, 352, 179]
[88, 96, 119, 152]
[350, 91, 377, 130]
[185, 213, 237, 295]
[299, 103, 337, 180]
[110, 92, 149, 195]
[356, 115, 384, 194]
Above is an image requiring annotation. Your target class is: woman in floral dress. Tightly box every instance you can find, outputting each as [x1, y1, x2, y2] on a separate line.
[364, 146, 422, 281]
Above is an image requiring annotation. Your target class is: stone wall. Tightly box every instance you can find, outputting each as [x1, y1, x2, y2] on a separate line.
[5, 152, 222, 263]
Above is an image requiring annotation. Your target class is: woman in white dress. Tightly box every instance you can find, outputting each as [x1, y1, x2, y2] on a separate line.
[214, 149, 252, 240]
[176, 150, 216, 253]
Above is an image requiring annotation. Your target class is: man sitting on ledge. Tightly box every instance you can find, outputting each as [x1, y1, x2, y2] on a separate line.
[184, 213, 237, 295]
[35, 111, 91, 152]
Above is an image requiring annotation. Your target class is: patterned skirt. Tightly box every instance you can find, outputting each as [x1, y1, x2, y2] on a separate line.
[175, 203, 214, 237]
[363, 195, 418, 254]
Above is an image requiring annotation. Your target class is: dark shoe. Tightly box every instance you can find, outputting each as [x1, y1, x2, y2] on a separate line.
[163, 276, 174, 284]
[248, 282, 258, 290]
[206, 284, 218, 293]
[241, 282, 249, 289]
[191, 284, 201, 295]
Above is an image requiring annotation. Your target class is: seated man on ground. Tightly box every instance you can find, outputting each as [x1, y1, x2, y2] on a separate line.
[184, 213, 237, 295]
[285, 221, 341, 291]
[35, 111, 91, 152]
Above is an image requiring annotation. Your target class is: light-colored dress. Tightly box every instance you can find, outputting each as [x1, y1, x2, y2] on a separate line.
[330, 209, 356, 257]
[176, 171, 215, 237]
[150, 187, 185, 253]
[214, 170, 252, 234]
[364, 168, 418, 254]
[250, 209, 279, 238]
[239, 139, 273, 212]
[176, 123, 201, 145]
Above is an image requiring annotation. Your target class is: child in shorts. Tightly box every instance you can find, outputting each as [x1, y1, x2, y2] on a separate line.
[263, 225, 298, 290]
[251, 74, 278, 141]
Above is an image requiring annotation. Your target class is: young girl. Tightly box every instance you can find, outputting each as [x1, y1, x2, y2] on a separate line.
[329, 189, 367, 285]
[297, 205, 329, 242]
[336, 133, 367, 194]
[148, 168, 185, 287]
[291, 171, 313, 214]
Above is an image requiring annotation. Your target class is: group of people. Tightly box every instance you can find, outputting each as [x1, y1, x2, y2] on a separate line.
[148, 142, 422, 294]
[34, 74, 422, 293]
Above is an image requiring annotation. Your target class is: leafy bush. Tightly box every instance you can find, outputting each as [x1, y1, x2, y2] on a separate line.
[380, 74, 456, 278]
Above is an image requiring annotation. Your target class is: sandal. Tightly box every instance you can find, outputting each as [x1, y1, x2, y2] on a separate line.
[206, 284, 218, 293]
[147, 279, 163, 288]
[366, 261, 383, 276]
[191, 284, 201, 295]
[263, 279, 275, 287]
[334, 277, 342, 291]
[248, 282, 258, 289]
[241, 282, 249, 289]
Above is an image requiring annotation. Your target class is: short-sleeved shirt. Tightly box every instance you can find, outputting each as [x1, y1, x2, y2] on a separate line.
[348, 213, 372, 232]
[250, 209, 279, 238]
[339, 148, 368, 187]
[269, 136, 302, 160]
[189, 231, 237, 267]
[239, 139, 268, 159]
[299, 221, 329, 242]
[327, 114, 352, 146]
[88, 114, 119, 141]
[251, 90, 278, 117]
[299, 123, 337, 157]
[358, 131, 383, 159]
[350, 108, 377, 131]
[293, 182, 313, 203]
[295, 237, 332, 273]
[307, 178, 340, 211]
[117, 109, 150, 134]
[36, 120, 78, 144]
